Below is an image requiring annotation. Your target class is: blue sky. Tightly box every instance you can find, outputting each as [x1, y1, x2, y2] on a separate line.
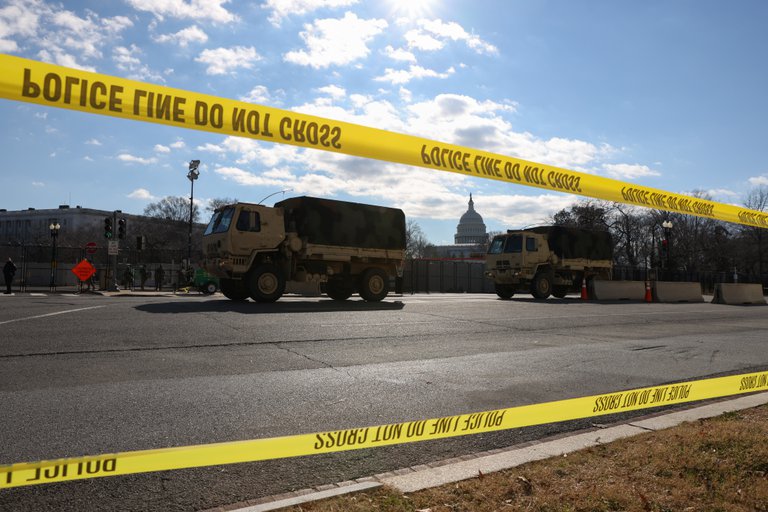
[1, 0, 767, 244]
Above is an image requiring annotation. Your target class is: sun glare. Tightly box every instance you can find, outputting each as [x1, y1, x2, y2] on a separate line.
[388, 0, 436, 18]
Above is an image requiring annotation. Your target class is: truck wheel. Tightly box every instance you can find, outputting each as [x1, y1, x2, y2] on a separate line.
[220, 279, 249, 301]
[326, 277, 353, 301]
[495, 284, 514, 299]
[202, 281, 218, 295]
[531, 273, 552, 299]
[248, 264, 285, 303]
[359, 268, 388, 302]
[552, 287, 568, 299]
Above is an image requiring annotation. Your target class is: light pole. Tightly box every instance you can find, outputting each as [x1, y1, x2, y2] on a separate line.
[187, 160, 200, 266]
[49, 220, 61, 291]
[662, 220, 673, 273]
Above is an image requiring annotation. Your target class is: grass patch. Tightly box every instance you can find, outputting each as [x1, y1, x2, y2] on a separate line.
[288, 404, 768, 511]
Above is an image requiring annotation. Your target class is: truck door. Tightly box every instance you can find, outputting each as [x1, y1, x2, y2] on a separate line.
[525, 236, 538, 266]
[234, 205, 285, 251]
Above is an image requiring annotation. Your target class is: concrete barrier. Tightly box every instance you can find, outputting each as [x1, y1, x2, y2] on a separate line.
[711, 283, 766, 305]
[591, 280, 645, 301]
[652, 281, 704, 303]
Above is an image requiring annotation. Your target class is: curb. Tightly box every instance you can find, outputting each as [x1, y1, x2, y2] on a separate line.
[217, 392, 768, 512]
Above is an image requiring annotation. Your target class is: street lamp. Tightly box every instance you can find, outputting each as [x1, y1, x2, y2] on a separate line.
[187, 160, 200, 265]
[661, 220, 673, 272]
[49, 220, 61, 290]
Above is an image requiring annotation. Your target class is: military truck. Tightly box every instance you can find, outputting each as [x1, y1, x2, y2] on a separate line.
[484, 226, 613, 299]
[202, 196, 406, 303]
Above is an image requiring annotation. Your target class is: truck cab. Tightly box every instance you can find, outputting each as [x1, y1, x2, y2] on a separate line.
[485, 226, 613, 300]
[485, 231, 554, 299]
[202, 202, 287, 280]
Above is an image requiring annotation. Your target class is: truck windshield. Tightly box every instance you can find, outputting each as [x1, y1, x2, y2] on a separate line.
[203, 207, 235, 235]
[487, 235, 523, 254]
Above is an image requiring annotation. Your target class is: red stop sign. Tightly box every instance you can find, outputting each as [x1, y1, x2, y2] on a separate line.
[85, 241, 97, 254]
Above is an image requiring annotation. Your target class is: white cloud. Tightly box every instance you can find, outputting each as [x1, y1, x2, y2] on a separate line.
[383, 45, 416, 63]
[85, 138, 102, 146]
[241, 86, 269, 104]
[32, 181, 45, 187]
[374, 64, 454, 85]
[706, 188, 738, 199]
[195, 46, 261, 75]
[0, 0, 40, 52]
[748, 175, 768, 186]
[199, 137, 302, 167]
[602, 163, 661, 179]
[127, 188, 156, 200]
[117, 154, 158, 165]
[317, 85, 346, 99]
[154, 144, 171, 153]
[37, 48, 95, 72]
[153, 25, 208, 47]
[170, 140, 186, 149]
[125, 0, 238, 23]
[113, 45, 165, 82]
[283, 12, 387, 69]
[263, 0, 359, 26]
[4, 1, 131, 70]
[406, 19, 498, 55]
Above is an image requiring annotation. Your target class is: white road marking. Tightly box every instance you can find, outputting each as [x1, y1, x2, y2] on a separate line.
[0, 305, 106, 326]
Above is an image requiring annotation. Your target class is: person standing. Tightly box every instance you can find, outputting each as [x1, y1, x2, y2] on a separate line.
[155, 264, 165, 291]
[3, 257, 17, 294]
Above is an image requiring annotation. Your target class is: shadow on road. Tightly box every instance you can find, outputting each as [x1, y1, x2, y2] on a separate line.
[135, 298, 406, 314]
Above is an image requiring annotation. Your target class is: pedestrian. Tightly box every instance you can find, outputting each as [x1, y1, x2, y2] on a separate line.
[139, 265, 148, 291]
[155, 264, 164, 291]
[3, 257, 16, 294]
[123, 265, 134, 290]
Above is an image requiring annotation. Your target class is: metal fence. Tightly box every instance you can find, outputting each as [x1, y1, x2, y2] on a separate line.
[2, 244, 766, 295]
[0, 244, 190, 292]
[402, 260, 768, 295]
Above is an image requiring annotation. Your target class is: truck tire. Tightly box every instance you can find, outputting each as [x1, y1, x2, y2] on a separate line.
[248, 264, 285, 303]
[220, 279, 249, 301]
[201, 281, 218, 295]
[358, 268, 388, 302]
[552, 286, 568, 299]
[495, 284, 514, 299]
[531, 273, 552, 299]
[326, 277, 353, 301]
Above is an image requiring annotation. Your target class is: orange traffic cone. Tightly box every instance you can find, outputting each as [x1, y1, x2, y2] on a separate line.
[581, 278, 588, 300]
[645, 281, 652, 303]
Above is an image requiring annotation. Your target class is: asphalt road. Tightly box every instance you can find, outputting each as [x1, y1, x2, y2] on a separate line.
[1, 291, 767, 511]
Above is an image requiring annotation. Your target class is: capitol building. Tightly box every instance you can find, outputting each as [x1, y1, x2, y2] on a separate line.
[434, 194, 489, 259]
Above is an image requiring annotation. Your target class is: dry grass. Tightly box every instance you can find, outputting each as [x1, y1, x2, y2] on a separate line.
[289, 405, 768, 512]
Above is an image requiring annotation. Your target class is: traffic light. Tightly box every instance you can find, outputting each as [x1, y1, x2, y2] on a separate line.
[104, 217, 113, 239]
[118, 218, 126, 239]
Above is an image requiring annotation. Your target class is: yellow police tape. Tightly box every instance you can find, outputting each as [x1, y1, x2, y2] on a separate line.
[2, 370, 767, 489]
[1, 54, 767, 229]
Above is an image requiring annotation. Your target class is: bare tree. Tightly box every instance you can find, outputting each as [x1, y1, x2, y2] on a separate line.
[143, 196, 200, 223]
[741, 185, 768, 274]
[552, 200, 610, 231]
[206, 197, 238, 213]
[405, 219, 434, 259]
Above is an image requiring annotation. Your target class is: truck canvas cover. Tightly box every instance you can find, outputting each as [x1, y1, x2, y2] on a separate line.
[529, 226, 613, 260]
[275, 196, 406, 250]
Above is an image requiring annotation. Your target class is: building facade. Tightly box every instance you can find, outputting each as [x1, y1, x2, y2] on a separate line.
[434, 194, 489, 259]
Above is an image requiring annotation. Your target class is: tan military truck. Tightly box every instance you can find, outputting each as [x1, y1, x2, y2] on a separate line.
[202, 196, 405, 302]
[484, 226, 613, 299]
